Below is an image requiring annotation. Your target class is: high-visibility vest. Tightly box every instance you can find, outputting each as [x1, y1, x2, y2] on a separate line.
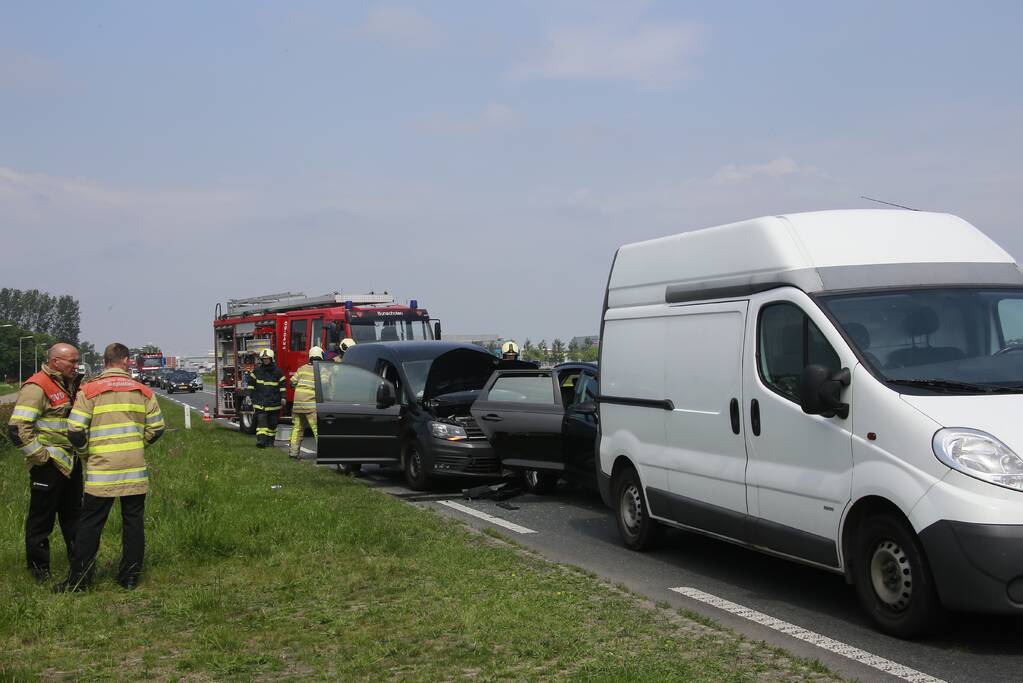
[290, 363, 317, 414]
[10, 370, 77, 475]
[67, 369, 164, 497]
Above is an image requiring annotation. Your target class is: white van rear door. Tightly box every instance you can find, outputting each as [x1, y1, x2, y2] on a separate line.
[743, 290, 854, 568]
[661, 301, 750, 520]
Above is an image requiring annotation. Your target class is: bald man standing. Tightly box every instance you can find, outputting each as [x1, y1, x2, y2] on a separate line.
[8, 343, 84, 581]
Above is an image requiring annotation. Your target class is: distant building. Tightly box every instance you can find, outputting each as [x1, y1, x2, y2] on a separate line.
[571, 335, 599, 348]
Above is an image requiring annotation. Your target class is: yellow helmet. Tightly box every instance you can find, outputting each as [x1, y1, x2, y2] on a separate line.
[340, 338, 356, 352]
[258, 348, 275, 360]
[501, 341, 519, 355]
[308, 346, 324, 360]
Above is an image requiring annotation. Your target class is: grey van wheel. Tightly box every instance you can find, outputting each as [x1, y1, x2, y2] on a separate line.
[614, 467, 662, 551]
[853, 514, 944, 638]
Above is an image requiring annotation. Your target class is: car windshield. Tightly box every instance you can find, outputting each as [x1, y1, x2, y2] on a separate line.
[402, 360, 432, 398]
[141, 358, 162, 368]
[819, 287, 1023, 391]
[350, 318, 434, 343]
[171, 372, 196, 380]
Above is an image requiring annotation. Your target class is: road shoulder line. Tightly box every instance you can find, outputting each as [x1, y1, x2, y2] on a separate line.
[438, 500, 538, 534]
[670, 586, 944, 683]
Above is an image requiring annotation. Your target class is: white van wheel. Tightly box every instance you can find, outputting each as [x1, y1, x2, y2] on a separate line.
[614, 468, 662, 551]
[853, 514, 944, 638]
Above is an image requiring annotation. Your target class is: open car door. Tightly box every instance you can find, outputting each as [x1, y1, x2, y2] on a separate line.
[315, 362, 402, 466]
[471, 370, 566, 472]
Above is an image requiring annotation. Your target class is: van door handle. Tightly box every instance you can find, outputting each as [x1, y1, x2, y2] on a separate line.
[729, 398, 740, 434]
[481, 414, 503, 422]
[750, 399, 761, 436]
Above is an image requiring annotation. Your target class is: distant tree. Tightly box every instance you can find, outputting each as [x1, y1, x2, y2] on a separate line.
[80, 341, 101, 369]
[141, 344, 162, 354]
[551, 339, 565, 364]
[567, 338, 580, 360]
[51, 295, 81, 345]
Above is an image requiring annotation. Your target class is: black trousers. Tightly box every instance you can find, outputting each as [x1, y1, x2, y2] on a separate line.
[255, 408, 280, 446]
[26, 458, 83, 575]
[68, 493, 146, 584]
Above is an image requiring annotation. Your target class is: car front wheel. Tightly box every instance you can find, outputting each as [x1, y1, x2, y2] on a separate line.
[853, 514, 945, 638]
[403, 440, 431, 491]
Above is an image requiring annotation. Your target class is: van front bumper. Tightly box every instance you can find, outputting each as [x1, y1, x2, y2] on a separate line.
[424, 438, 501, 479]
[919, 520, 1023, 613]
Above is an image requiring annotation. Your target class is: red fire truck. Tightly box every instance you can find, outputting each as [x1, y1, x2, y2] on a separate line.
[213, 291, 441, 432]
[135, 353, 165, 385]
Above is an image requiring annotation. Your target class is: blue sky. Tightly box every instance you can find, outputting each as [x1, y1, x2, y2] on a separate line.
[3, 1, 1022, 354]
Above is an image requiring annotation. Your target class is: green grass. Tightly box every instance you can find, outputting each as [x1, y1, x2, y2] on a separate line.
[0, 397, 840, 681]
[0, 383, 16, 395]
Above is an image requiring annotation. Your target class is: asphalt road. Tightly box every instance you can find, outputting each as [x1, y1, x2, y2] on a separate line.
[155, 385, 1023, 683]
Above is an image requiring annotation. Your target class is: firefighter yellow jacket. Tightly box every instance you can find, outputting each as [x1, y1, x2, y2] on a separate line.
[8, 364, 80, 476]
[290, 363, 317, 414]
[67, 368, 165, 497]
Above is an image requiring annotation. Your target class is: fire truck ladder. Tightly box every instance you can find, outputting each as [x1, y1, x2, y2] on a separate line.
[226, 291, 397, 316]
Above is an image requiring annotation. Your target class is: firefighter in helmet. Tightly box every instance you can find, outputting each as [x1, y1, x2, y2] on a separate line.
[288, 346, 322, 459]
[501, 341, 520, 361]
[334, 338, 356, 363]
[245, 349, 286, 448]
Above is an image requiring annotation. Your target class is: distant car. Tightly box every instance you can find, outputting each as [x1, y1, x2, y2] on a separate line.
[315, 341, 503, 490]
[155, 367, 176, 389]
[165, 370, 201, 394]
[471, 363, 599, 493]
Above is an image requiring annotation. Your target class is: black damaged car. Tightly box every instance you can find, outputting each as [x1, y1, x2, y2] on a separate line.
[314, 341, 503, 490]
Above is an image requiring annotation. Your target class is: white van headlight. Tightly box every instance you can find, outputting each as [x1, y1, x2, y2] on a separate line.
[932, 428, 1023, 491]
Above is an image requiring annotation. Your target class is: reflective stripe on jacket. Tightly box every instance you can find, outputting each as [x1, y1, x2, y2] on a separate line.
[8, 366, 80, 476]
[67, 368, 164, 497]
[245, 364, 285, 411]
[290, 363, 317, 414]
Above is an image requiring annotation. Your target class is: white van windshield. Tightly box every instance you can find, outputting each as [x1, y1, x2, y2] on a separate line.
[820, 287, 1023, 392]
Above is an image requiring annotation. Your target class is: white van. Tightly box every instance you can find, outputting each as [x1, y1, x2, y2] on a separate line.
[598, 209, 1023, 637]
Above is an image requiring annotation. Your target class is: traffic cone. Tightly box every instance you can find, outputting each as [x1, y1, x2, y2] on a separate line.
[203, 404, 212, 422]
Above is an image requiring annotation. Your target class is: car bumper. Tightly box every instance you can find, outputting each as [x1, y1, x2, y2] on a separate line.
[919, 520, 1023, 613]
[423, 438, 501, 479]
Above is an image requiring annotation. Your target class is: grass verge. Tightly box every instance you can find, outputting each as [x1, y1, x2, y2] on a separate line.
[0, 383, 16, 395]
[0, 397, 839, 681]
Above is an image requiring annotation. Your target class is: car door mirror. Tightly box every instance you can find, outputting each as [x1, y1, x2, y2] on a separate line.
[432, 319, 442, 340]
[376, 380, 398, 409]
[800, 364, 851, 419]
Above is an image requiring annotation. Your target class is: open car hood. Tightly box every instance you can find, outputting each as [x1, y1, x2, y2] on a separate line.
[423, 348, 499, 401]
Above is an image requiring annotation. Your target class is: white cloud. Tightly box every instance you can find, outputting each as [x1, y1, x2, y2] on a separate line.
[709, 157, 817, 186]
[510, 21, 705, 88]
[362, 5, 443, 49]
[412, 103, 526, 137]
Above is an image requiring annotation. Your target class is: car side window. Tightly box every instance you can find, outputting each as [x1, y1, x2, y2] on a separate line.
[316, 363, 387, 404]
[759, 303, 840, 403]
[378, 361, 405, 404]
[489, 375, 556, 403]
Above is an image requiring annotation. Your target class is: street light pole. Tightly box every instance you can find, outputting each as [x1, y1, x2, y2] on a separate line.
[18, 336, 33, 385]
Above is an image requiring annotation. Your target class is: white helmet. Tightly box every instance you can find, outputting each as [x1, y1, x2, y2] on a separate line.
[501, 341, 520, 356]
[309, 346, 324, 360]
[339, 338, 356, 352]
[258, 348, 275, 360]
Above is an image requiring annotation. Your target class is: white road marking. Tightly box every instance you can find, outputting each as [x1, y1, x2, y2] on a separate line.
[669, 587, 945, 683]
[438, 500, 537, 534]
[300, 446, 315, 454]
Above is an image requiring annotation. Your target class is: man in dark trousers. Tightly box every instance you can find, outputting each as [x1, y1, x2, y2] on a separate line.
[8, 343, 83, 581]
[246, 348, 285, 448]
[58, 342, 164, 591]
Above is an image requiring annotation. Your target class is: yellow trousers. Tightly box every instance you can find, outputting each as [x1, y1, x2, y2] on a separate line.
[289, 412, 317, 457]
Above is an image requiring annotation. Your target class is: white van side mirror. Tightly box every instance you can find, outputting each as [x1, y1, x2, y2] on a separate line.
[800, 365, 851, 419]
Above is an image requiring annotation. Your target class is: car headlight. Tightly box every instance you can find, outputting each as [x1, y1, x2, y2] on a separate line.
[429, 421, 467, 441]
[933, 428, 1023, 491]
